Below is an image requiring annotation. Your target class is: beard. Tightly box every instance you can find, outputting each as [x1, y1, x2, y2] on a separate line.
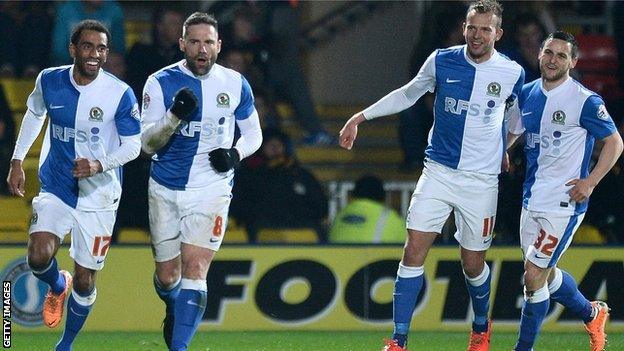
[466, 42, 494, 62]
[540, 64, 567, 82]
[185, 53, 215, 76]
[74, 56, 100, 79]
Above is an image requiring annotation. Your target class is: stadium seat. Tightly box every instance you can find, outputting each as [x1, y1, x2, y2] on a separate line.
[22, 158, 41, 202]
[575, 35, 619, 72]
[224, 218, 248, 243]
[0, 78, 34, 112]
[0, 197, 32, 234]
[256, 228, 319, 243]
[225, 227, 248, 243]
[0, 231, 29, 244]
[116, 227, 150, 244]
[580, 73, 624, 102]
[573, 224, 605, 244]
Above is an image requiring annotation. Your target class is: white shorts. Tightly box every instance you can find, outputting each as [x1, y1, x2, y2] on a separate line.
[520, 208, 584, 269]
[406, 161, 498, 251]
[148, 177, 232, 262]
[29, 193, 116, 271]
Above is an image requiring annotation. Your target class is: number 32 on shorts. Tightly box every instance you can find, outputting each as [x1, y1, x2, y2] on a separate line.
[533, 229, 559, 256]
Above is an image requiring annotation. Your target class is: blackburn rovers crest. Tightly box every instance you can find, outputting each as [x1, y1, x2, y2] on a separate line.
[89, 107, 103, 122]
[217, 93, 230, 108]
[597, 104, 609, 120]
[486, 82, 501, 97]
[552, 110, 566, 125]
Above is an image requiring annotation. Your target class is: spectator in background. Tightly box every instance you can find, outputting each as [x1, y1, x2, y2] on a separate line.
[264, 2, 333, 145]
[503, 13, 546, 83]
[52, 0, 125, 66]
[0, 1, 52, 78]
[217, 2, 333, 145]
[253, 87, 281, 131]
[126, 7, 184, 98]
[329, 175, 405, 244]
[231, 129, 328, 242]
[0, 83, 15, 194]
[221, 47, 267, 93]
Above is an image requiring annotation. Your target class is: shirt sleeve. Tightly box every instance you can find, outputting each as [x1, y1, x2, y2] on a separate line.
[362, 50, 437, 120]
[234, 110, 262, 159]
[506, 78, 528, 135]
[579, 95, 617, 140]
[114, 87, 141, 136]
[12, 72, 48, 160]
[97, 134, 141, 171]
[141, 75, 166, 126]
[140, 75, 180, 154]
[234, 76, 255, 120]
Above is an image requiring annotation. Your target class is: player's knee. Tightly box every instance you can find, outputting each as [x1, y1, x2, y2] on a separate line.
[523, 266, 546, 291]
[73, 271, 95, 294]
[461, 261, 484, 278]
[155, 269, 180, 288]
[182, 260, 209, 279]
[27, 239, 56, 270]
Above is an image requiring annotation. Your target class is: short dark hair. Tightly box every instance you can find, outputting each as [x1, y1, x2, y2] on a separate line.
[467, 0, 503, 28]
[70, 19, 111, 46]
[353, 175, 386, 203]
[183, 12, 218, 37]
[543, 31, 579, 58]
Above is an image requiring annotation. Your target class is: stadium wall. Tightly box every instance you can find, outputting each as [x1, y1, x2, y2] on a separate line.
[1, 246, 622, 332]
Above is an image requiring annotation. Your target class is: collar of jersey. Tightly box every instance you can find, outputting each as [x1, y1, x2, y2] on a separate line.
[179, 60, 215, 80]
[539, 76, 573, 96]
[462, 45, 499, 68]
[69, 65, 102, 91]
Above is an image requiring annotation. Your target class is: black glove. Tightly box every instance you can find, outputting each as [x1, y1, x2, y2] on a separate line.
[209, 148, 240, 172]
[170, 88, 198, 122]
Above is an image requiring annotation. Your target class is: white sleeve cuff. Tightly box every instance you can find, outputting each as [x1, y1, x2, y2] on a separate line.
[98, 134, 141, 171]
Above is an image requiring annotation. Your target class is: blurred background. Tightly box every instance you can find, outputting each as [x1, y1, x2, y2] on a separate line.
[0, 0, 623, 246]
[1, 0, 624, 339]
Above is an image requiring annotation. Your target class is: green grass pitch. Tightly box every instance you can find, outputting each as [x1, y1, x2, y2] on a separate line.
[10, 330, 624, 350]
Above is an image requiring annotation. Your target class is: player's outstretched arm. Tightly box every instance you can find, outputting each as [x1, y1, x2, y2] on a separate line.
[339, 113, 366, 150]
[566, 131, 623, 202]
[7, 160, 25, 197]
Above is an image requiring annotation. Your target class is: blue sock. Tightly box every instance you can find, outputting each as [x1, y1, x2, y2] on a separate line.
[31, 257, 66, 294]
[392, 264, 424, 347]
[515, 285, 549, 351]
[170, 288, 207, 351]
[154, 275, 181, 314]
[465, 264, 491, 333]
[550, 269, 593, 323]
[55, 290, 95, 351]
